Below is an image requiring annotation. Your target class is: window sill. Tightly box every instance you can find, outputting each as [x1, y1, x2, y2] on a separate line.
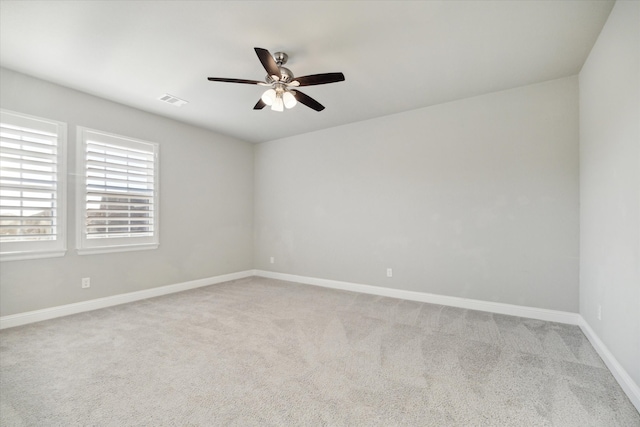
[76, 243, 159, 256]
[0, 249, 66, 262]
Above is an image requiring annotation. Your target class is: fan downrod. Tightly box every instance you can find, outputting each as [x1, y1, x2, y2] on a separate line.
[273, 52, 288, 66]
[266, 52, 293, 83]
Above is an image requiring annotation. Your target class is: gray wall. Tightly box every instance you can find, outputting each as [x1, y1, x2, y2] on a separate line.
[579, 0, 640, 387]
[0, 68, 254, 316]
[254, 77, 579, 312]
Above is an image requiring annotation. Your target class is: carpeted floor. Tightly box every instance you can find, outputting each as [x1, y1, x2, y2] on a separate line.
[1, 276, 638, 426]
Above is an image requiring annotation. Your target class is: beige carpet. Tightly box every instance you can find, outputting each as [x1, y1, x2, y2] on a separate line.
[1, 276, 638, 426]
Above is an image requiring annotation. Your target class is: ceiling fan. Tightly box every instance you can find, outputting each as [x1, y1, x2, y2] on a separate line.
[207, 47, 345, 112]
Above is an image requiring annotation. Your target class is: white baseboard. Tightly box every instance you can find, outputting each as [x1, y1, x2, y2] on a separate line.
[1, 269, 579, 329]
[0, 270, 254, 330]
[579, 318, 640, 413]
[254, 270, 581, 325]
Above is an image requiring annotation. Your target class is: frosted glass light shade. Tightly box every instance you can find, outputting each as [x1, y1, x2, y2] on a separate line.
[261, 89, 276, 106]
[283, 91, 297, 109]
[271, 96, 284, 112]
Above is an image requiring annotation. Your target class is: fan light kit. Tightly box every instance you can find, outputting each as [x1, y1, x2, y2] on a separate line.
[207, 48, 345, 112]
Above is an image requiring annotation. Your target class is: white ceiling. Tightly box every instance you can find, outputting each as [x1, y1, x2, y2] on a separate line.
[0, 0, 614, 143]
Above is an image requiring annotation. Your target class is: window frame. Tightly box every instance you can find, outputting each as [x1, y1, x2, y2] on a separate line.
[0, 109, 67, 262]
[76, 126, 159, 255]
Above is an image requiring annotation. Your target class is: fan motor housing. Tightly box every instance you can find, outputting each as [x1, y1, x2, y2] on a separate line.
[266, 66, 294, 84]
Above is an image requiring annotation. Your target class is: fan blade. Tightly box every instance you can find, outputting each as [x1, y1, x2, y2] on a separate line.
[293, 90, 325, 111]
[254, 47, 281, 80]
[292, 72, 345, 87]
[253, 99, 267, 110]
[207, 77, 266, 85]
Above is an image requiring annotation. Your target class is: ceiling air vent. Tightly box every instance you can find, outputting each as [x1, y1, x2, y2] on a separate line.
[158, 93, 188, 107]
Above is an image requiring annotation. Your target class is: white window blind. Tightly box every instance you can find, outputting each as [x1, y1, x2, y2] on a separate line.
[0, 109, 67, 261]
[77, 127, 159, 254]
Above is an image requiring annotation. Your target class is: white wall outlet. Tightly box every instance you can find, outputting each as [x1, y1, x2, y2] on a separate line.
[597, 304, 602, 320]
[270, 257, 275, 264]
[386, 268, 393, 277]
[82, 277, 91, 288]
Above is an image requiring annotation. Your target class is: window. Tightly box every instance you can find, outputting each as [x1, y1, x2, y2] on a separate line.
[76, 127, 159, 254]
[0, 110, 67, 261]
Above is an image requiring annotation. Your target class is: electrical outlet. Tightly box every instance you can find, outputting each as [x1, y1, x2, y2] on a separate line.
[82, 277, 91, 289]
[386, 268, 393, 277]
[597, 305, 602, 320]
[270, 257, 275, 264]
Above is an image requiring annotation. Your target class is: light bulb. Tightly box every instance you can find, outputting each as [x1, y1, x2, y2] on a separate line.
[261, 89, 276, 106]
[271, 95, 284, 112]
[283, 91, 297, 109]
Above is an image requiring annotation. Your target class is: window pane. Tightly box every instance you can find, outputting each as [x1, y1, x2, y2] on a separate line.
[0, 112, 60, 243]
[77, 127, 158, 253]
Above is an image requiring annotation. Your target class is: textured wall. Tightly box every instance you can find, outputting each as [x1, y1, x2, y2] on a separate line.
[579, 0, 640, 388]
[255, 77, 579, 312]
[0, 68, 254, 316]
